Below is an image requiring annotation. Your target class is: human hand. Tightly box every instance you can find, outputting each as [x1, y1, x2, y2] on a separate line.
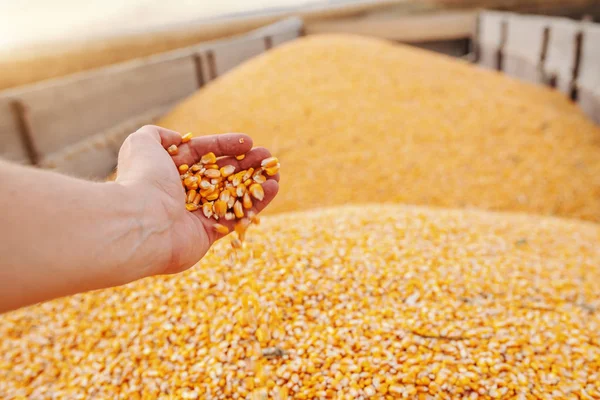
[115, 125, 279, 277]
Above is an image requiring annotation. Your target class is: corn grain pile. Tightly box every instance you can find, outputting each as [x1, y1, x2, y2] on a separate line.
[159, 34, 600, 223]
[1, 205, 600, 399]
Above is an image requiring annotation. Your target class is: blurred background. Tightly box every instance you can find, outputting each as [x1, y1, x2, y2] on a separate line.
[1, 0, 599, 178]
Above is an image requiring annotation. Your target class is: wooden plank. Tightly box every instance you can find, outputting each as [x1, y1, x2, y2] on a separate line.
[0, 98, 29, 163]
[579, 86, 600, 124]
[504, 14, 549, 83]
[305, 10, 477, 43]
[578, 23, 600, 90]
[2, 55, 197, 158]
[544, 17, 580, 95]
[40, 105, 173, 179]
[212, 37, 267, 77]
[477, 11, 506, 69]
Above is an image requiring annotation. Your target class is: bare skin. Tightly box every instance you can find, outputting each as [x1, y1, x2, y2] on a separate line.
[0, 125, 279, 313]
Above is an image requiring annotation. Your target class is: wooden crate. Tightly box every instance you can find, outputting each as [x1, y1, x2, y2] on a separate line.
[0, 18, 303, 179]
[473, 10, 600, 123]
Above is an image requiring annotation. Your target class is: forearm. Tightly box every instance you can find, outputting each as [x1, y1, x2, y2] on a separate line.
[0, 160, 171, 312]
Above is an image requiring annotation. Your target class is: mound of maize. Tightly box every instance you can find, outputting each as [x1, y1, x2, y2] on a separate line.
[159, 34, 600, 222]
[1, 204, 599, 399]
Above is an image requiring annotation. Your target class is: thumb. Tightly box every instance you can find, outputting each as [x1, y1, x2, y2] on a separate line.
[116, 125, 182, 184]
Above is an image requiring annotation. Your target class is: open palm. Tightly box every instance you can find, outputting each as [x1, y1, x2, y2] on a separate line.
[115, 125, 279, 276]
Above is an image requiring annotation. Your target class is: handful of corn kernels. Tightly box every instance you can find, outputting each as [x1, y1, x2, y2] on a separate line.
[167, 133, 280, 248]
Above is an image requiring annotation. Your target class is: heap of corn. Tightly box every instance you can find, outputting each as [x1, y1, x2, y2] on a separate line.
[3, 35, 600, 399]
[160, 34, 600, 222]
[1, 205, 599, 398]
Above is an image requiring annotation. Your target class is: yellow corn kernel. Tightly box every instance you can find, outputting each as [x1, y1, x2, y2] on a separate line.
[206, 192, 219, 202]
[190, 164, 202, 173]
[200, 152, 216, 164]
[181, 132, 193, 143]
[225, 212, 235, 221]
[213, 224, 229, 235]
[200, 187, 215, 197]
[232, 171, 246, 187]
[233, 200, 244, 219]
[243, 168, 255, 182]
[183, 176, 198, 190]
[167, 144, 178, 156]
[193, 193, 201, 206]
[235, 218, 251, 241]
[186, 189, 197, 204]
[260, 157, 278, 168]
[249, 184, 265, 201]
[199, 179, 212, 190]
[253, 171, 267, 184]
[219, 191, 231, 203]
[204, 169, 221, 179]
[235, 154, 245, 160]
[264, 163, 280, 176]
[202, 202, 213, 218]
[243, 192, 253, 209]
[204, 164, 219, 170]
[185, 203, 198, 212]
[214, 200, 227, 218]
[178, 164, 189, 174]
[220, 165, 235, 178]
[236, 185, 246, 198]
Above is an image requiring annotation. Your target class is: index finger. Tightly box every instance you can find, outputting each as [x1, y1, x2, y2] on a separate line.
[171, 133, 253, 166]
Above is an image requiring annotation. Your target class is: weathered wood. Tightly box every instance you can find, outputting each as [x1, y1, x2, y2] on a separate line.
[305, 10, 477, 43]
[544, 17, 580, 95]
[212, 37, 267, 77]
[39, 105, 173, 179]
[1, 55, 197, 158]
[0, 17, 303, 170]
[477, 11, 506, 69]
[504, 14, 549, 83]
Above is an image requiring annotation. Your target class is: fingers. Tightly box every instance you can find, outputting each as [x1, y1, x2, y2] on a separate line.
[199, 179, 279, 243]
[170, 133, 253, 166]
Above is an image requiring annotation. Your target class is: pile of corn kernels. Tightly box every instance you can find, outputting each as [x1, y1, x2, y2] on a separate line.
[159, 34, 600, 223]
[1, 205, 599, 399]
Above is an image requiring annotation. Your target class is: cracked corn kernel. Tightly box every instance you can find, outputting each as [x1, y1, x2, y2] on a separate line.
[158, 35, 600, 222]
[1, 205, 600, 399]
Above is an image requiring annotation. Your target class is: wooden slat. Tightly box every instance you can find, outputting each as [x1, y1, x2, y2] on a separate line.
[578, 23, 600, 90]
[0, 17, 303, 169]
[579, 87, 600, 124]
[305, 10, 477, 43]
[477, 11, 506, 69]
[212, 37, 268, 77]
[504, 14, 549, 83]
[544, 17, 580, 95]
[40, 105, 173, 179]
[4, 55, 197, 158]
[0, 98, 29, 163]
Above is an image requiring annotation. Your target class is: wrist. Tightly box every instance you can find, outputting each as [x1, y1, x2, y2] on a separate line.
[101, 182, 174, 285]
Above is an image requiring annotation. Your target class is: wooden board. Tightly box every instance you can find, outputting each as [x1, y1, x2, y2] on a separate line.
[544, 18, 580, 95]
[477, 11, 506, 69]
[4, 55, 197, 157]
[0, 17, 303, 177]
[504, 14, 549, 84]
[305, 10, 477, 43]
